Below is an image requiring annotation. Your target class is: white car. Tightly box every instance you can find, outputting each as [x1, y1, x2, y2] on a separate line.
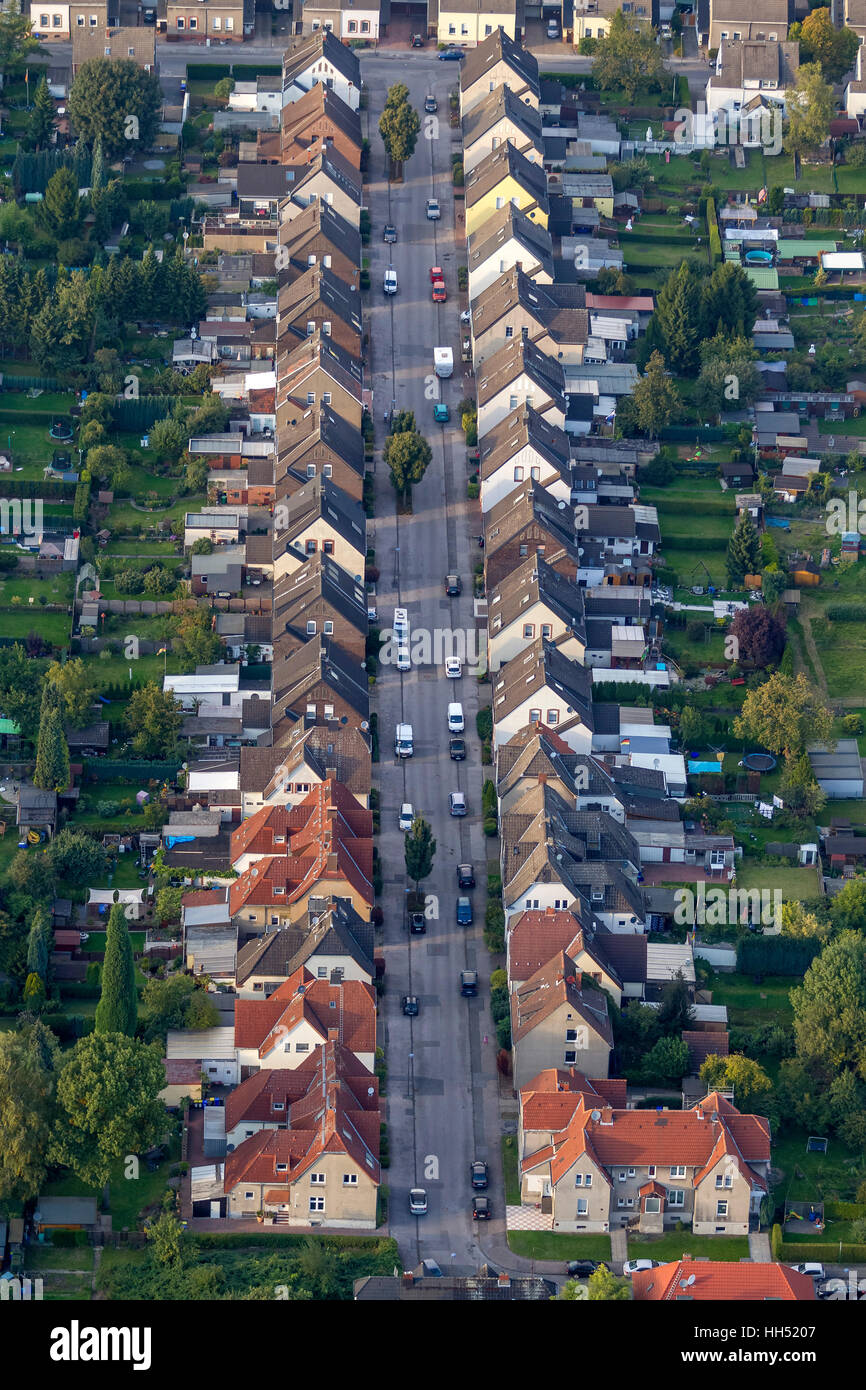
[788, 1263, 825, 1279]
[399, 802, 414, 831]
[459, 308, 471, 325]
[426, 198, 441, 220]
[393, 606, 409, 642]
[547, 20, 560, 38]
[384, 267, 398, 295]
[623, 1259, 661, 1278]
[397, 644, 411, 672]
[445, 656, 462, 678]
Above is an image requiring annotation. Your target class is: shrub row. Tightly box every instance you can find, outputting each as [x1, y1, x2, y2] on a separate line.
[824, 1201, 866, 1221]
[781, 1241, 866, 1263]
[827, 604, 866, 622]
[706, 198, 722, 264]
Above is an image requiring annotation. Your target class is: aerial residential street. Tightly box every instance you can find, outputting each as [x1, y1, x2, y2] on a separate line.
[362, 54, 501, 1275]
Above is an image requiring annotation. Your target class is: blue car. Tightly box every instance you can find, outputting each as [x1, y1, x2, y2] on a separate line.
[457, 896, 473, 926]
[439, 47, 464, 60]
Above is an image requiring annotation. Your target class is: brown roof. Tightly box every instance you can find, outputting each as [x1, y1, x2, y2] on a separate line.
[632, 1258, 815, 1301]
[683, 1029, 730, 1071]
[226, 1038, 377, 1131]
[234, 967, 376, 1059]
[511, 952, 613, 1049]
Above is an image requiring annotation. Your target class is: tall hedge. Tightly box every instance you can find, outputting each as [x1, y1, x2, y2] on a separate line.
[736, 936, 820, 977]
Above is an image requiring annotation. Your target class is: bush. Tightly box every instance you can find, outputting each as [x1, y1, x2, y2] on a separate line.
[483, 817, 498, 837]
[476, 707, 492, 741]
[496, 1015, 512, 1050]
[770, 1223, 782, 1260]
[827, 604, 866, 622]
[490, 969, 507, 990]
[842, 713, 864, 736]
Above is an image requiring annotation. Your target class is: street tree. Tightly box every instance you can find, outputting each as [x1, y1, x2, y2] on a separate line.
[725, 511, 761, 586]
[379, 89, 421, 174]
[384, 429, 432, 504]
[50, 1031, 165, 1188]
[95, 902, 138, 1037]
[125, 683, 183, 758]
[631, 351, 680, 438]
[785, 63, 834, 157]
[790, 931, 866, 1081]
[587, 1266, 631, 1301]
[0, 1019, 61, 1202]
[404, 814, 436, 892]
[593, 9, 665, 103]
[68, 58, 162, 159]
[733, 671, 834, 760]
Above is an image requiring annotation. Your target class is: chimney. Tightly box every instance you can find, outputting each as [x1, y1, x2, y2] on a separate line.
[537, 773, 547, 786]
[326, 852, 338, 873]
[575, 970, 582, 992]
[402, 1272, 415, 1288]
[545, 905, 556, 918]
[497, 1273, 511, 1288]
[326, 765, 337, 780]
[327, 1027, 339, 1042]
[600, 1105, 613, 1126]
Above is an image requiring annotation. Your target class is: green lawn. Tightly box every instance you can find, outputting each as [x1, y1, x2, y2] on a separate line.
[0, 573, 74, 604]
[502, 1135, 520, 1205]
[101, 539, 181, 557]
[626, 1233, 749, 1262]
[507, 1231, 613, 1261]
[0, 609, 71, 646]
[39, 1143, 178, 1231]
[772, 1128, 864, 1204]
[709, 973, 795, 1027]
[733, 862, 822, 901]
[25, 1246, 95, 1272]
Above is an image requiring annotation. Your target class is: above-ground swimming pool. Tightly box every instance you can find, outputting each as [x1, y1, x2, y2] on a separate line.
[688, 761, 723, 774]
[745, 250, 774, 265]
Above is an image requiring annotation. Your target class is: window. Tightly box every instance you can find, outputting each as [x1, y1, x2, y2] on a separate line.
[305, 539, 317, 554]
[530, 466, 541, 481]
[495, 197, 504, 211]
[213, 15, 221, 29]
[306, 464, 317, 479]
[564, 1050, 576, 1063]
[627, 1168, 635, 1178]
[306, 392, 315, 405]
[343, 1173, 358, 1185]
[348, 19, 356, 31]
[647, 1165, 656, 1178]
[272, 1101, 285, 1111]
[76, 13, 84, 23]
[177, 16, 184, 28]
[323, 704, 334, 719]
[306, 320, 316, 336]
[311, 1173, 325, 1184]
[529, 708, 541, 723]
[505, 325, 514, 339]
[361, 20, 369, 32]
[576, 1197, 588, 1215]
[306, 621, 317, 635]
[89, 13, 97, 25]
[585, 1174, 592, 1187]
[669, 1166, 686, 1179]
[276, 1163, 287, 1172]
[541, 624, 552, 640]
[518, 544, 528, 557]
[645, 1196, 661, 1214]
[309, 1196, 325, 1211]
[546, 709, 559, 726]
[513, 466, 524, 482]
[322, 321, 332, 336]
[618, 1171, 627, 1183]
[244, 1191, 254, 1199]
[523, 624, 534, 639]
[574, 1174, 583, 1187]
[716, 1200, 728, 1218]
[296, 1043, 309, 1053]
[323, 539, 334, 555]
[509, 395, 518, 410]
[323, 255, 332, 269]
[305, 703, 316, 718]
[667, 1188, 684, 1208]
[324, 621, 334, 635]
[40, 15, 49, 26]
[308, 254, 317, 267]
[448, 23, 456, 33]
[189, 16, 197, 29]
[323, 394, 332, 407]
[492, 136, 500, 150]
[566, 1029, 578, 1043]
[225, 16, 234, 29]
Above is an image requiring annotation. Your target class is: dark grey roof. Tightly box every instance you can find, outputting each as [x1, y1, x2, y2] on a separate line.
[468, 202, 554, 282]
[292, 149, 362, 208]
[235, 896, 373, 984]
[275, 474, 366, 561]
[272, 636, 369, 723]
[460, 27, 540, 98]
[273, 552, 368, 638]
[282, 29, 361, 92]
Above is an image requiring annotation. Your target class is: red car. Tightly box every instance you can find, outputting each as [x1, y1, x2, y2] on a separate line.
[432, 280, 447, 302]
[430, 266, 444, 282]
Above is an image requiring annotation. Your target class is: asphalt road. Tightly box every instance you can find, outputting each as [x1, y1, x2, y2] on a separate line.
[360, 54, 502, 1275]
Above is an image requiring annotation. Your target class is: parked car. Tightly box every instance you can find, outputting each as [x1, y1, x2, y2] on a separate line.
[424, 95, 438, 113]
[384, 267, 398, 295]
[566, 1260, 604, 1278]
[472, 1195, 491, 1220]
[434, 402, 450, 423]
[445, 656, 462, 677]
[393, 606, 409, 641]
[457, 862, 475, 888]
[470, 1160, 489, 1189]
[449, 790, 467, 816]
[409, 910, 426, 935]
[456, 896, 473, 925]
[396, 644, 411, 671]
[411, 33, 424, 46]
[449, 735, 466, 761]
[788, 1263, 825, 1280]
[460, 968, 478, 996]
[402, 994, 419, 1017]
[409, 1187, 428, 1213]
[383, 224, 397, 243]
[459, 308, 471, 325]
[547, 19, 560, 38]
[432, 279, 447, 303]
[623, 1259, 661, 1277]
[445, 573, 462, 596]
[439, 47, 464, 60]
[399, 802, 414, 831]
[426, 198, 441, 220]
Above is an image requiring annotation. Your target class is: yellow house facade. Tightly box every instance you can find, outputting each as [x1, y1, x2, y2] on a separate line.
[438, 4, 519, 47]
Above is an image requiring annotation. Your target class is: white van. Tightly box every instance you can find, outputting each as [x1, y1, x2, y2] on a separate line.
[397, 644, 410, 672]
[393, 606, 409, 641]
[447, 701, 464, 733]
[395, 723, 414, 757]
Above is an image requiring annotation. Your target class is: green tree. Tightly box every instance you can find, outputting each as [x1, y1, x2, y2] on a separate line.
[149, 414, 189, 464]
[26, 904, 51, 981]
[695, 354, 761, 421]
[798, 7, 860, 82]
[0, 643, 44, 741]
[781, 900, 831, 945]
[0, 1, 40, 77]
[186, 990, 220, 1031]
[379, 88, 421, 170]
[0, 1018, 61, 1202]
[23, 971, 46, 1007]
[790, 932, 866, 1081]
[90, 134, 105, 193]
[85, 444, 131, 492]
[653, 263, 703, 374]
[170, 607, 222, 671]
[214, 77, 235, 102]
[384, 429, 432, 503]
[631, 350, 680, 438]
[593, 8, 665, 103]
[657, 972, 695, 1035]
[141, 973, 195, 1042]
[30, 269, 94, 373]
[587, 1265, 631, 1300]
[828, 878, 866, 935]
[125, 683, 183, 758]
[27, 77, 57, 152]
[68, 58, 162, 159]
[733, 671, 834, 760]
[404, 814, 436, 892]
[641, 1035, 690, 1083]
[95, 902, 138, 1037]
[700, 266, 760, 341]
[41, 167, 82, 240]
[47, 827, 108, 887]
[725, 511, 761, 586]
[678, 705, 704, 748]
[50, 1032, 165, 1187]
[785, 63, 834, 157]
[146, 1209, 185, 1265]
[46, 657, 97, 726]
[33, 701, 70, 792]
[155, 885, 184, 924]
[296, 1236, 341, 1298]
[778, 751, 827, 818]
[699, 1053, 775, 1114]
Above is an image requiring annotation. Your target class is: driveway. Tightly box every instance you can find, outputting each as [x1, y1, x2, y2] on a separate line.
[360, 52, 502, 1275]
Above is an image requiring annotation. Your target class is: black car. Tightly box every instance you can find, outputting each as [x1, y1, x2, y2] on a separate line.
[445, 573, 462, 596]
[409, 910, 426, 935]
[424, 96, 438, 113]
[402, 995, 419, 1017]
[471, 1160, 489, 1190]
[383, 224, 397, 243]
[472, 1195, 491, 1220]
[566, 1260, 604, 1278]
[439, 47, 464, 60]
[411, 33, 424, 46]
[457, 863, 475, 889]
[460, 969, 478, 997]
[449, 736, 466, 761]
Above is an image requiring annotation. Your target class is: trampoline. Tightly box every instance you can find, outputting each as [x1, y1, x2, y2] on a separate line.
[49, 418, 74, 442]
[742, 753, 776, 772]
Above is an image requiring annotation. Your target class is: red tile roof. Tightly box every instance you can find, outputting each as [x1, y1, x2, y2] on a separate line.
[520, 1067, 627, 1131]
[234, 969, 376, 1059]
[632, 1258, 816, 1302]
[511, 952, 613, 1048]
[226, 1039, 378, 1131]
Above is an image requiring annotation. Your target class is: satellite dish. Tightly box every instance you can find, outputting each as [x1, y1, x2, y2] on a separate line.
[687, 1274, 696, 1286]
[360, 720, 369, 731]
[591, 1109, 601, 1121]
